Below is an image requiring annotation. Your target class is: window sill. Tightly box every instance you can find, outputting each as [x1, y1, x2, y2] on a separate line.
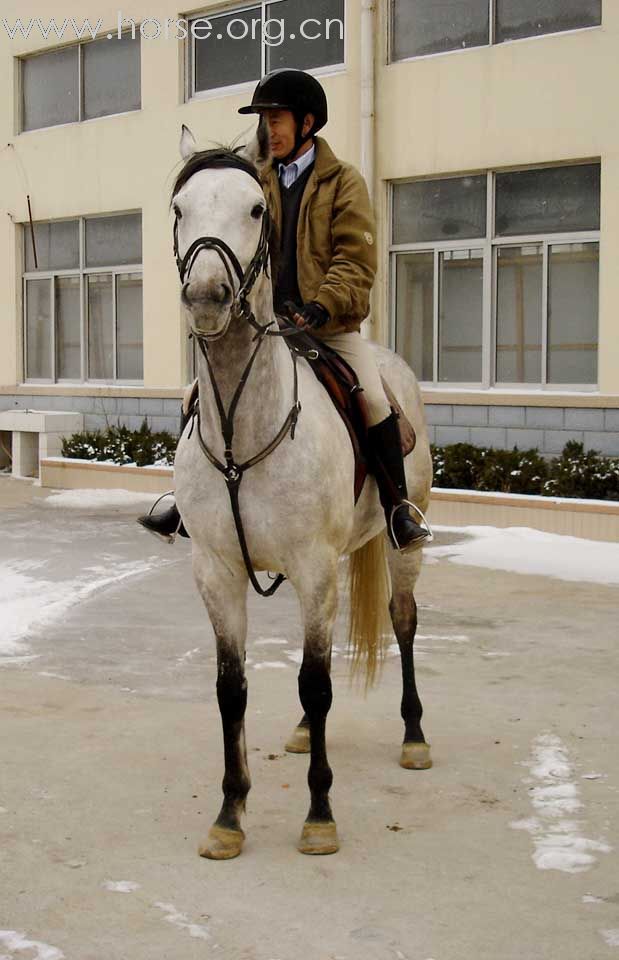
[420, 387, 619, 408]
[7, 384, 183, 398]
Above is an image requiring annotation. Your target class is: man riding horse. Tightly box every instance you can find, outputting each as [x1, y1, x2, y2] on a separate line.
[139, 68, 430, 552]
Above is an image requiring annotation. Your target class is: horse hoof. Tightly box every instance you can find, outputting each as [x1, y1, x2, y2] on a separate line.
[198, 825, 245, 860]
[297, 821, 339, 855]
[285, 725, 311, 754]
[400, 741, 432, 770]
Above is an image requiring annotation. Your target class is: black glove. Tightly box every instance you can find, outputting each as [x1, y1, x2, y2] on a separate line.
[285, 300, 330, 330]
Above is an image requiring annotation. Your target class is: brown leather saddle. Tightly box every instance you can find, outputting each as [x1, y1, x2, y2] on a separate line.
[294, 334, 416, 503]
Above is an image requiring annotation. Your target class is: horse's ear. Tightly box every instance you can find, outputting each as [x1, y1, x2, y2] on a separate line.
[180, 124, 198, 160]
[239, 116, 271, 172]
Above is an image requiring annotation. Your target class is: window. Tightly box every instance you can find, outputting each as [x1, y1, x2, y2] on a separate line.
[391, 163, 600, 389]
[21, 32, 140, 131]
[23, 214, 143, 383]
[390, 0, 601, 61]
[188, 0, 345, 96]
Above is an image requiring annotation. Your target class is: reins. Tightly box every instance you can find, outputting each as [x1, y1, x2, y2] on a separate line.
[174, 150, 314, 597]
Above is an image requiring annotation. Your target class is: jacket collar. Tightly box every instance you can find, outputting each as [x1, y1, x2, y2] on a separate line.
[263, 136, 340, 185]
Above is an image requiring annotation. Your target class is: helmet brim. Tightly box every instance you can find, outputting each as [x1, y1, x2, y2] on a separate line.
[238, 101, 293, 115]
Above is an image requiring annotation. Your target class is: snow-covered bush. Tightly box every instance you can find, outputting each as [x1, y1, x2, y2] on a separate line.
[431, 441, 619, 501]
[62, 420, 176, 467]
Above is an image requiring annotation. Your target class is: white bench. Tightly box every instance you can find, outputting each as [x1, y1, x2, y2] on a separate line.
[0, 409, 84, 479]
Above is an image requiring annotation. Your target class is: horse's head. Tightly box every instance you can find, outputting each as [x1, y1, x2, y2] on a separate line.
[172, 121, 272, 338]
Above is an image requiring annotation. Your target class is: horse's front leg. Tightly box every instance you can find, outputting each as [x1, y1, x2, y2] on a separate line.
[193, 551, 250, 860]
[295, 563, 339, 855]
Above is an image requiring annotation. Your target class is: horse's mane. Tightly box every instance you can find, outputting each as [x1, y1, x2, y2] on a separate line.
[170, 144, 280, 284]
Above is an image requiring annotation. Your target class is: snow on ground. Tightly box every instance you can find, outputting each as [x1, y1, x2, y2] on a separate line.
[426, 525, 619, 586]
[511, 734, 611, 873]
[44, 489, 157, 509]
[0, 557, 165, 663]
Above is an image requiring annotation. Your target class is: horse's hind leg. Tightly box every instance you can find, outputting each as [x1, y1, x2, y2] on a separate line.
[294, 563, 339, 854]
[388, 547, 433, 770]
[194, 552, 250, 860]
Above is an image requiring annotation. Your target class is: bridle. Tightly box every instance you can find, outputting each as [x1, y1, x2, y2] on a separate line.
[172, 151, 315, 597]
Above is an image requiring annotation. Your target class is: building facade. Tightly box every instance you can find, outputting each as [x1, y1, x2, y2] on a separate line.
[1, 0, 617, 453]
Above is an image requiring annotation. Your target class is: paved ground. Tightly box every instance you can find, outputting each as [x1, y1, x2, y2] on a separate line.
[1, 476, 618, 960]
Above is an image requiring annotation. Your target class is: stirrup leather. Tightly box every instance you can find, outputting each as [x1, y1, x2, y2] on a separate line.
[389, 500, 434, 550]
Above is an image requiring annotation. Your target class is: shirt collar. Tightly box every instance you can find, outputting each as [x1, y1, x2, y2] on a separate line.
[278, 143, 315, 180]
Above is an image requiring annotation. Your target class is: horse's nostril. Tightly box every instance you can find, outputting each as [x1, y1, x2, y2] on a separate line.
[220, 283, 232, 303]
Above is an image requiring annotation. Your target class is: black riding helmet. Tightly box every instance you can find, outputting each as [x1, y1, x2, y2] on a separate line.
[239, 69, 328, 164]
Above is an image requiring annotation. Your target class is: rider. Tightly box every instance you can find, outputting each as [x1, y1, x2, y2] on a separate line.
[139, 69, 430, 552]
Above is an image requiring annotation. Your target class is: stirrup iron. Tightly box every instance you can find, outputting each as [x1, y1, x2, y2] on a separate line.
[389, 500, 434, 552]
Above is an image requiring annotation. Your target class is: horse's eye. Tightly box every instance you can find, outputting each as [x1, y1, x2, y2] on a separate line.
[251, 203, 264, 220]
[173, 204, 182, 220]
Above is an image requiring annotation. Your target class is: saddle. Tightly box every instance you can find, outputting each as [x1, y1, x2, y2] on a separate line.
[289, 331, 416, 503]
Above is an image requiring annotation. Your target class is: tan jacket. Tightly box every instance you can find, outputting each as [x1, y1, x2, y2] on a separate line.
[262, 137, 377, 336]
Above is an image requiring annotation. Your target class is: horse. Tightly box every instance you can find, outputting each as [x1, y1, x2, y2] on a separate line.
[172, 120, 433, 860]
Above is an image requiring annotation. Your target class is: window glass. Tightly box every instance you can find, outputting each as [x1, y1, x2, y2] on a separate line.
[495, 164, 600, 237]
[55, 276, 82, 380]
[116, 273, 143, 380]
[83, 33, 141, 120]
[85, 214, 142, 267]
[25, 220, 80, 273]
[393, 176, 487, 245]
[496, 245, 543, 383]
[193, 8, 261, 92]
[438, 249, 484, 382]
[395, 252, 434, 382]
[496, 0, 601, 43]
[548, 243, 598, 384]
[266, 0, 344, 71]
[26, 279, 52, 379]
[88, 274, 114, 379]
[391, 0, 489, 60]
[22, 47, 79, 131]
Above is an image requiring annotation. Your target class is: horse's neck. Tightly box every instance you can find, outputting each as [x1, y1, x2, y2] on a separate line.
[196, 282, 292, 460]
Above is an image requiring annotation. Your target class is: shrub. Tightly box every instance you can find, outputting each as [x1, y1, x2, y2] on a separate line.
[431, 440, 619, 501]
[62, 419, 177, 467]
[542, 441, 619, 501]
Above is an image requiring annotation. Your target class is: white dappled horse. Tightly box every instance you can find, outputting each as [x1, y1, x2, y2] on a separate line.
[173, 121, 433, 859]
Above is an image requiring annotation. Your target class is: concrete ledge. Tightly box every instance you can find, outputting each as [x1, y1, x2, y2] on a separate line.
[428, 488, 619, 542]
[40, 458, 173, 495]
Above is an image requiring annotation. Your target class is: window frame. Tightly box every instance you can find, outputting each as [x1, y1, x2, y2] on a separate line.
[18, 30, 141, 134]
[388, 166, 601, 392]
[22, 213, 144, 386]
[387, 0, 602, 66]
[186, 0, 347, 102]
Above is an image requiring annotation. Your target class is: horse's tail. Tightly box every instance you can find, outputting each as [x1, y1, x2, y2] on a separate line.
[347, 532, 393, 690]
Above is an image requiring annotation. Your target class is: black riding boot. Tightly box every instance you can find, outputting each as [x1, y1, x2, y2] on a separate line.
[137, 404, 191, 543]
[367, 412, 431, 552]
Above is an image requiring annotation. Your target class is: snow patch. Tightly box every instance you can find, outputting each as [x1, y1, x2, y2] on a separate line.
[600, 930, 619, 947]
[253, 661, 288, 670]
[154, 902, 210, 941]
[0, 931, 64, 960]
[511, 734, 611, 873]
[103, 880, 140, 893]
[254, 637, 288, 646]
[0, 557, 163, 662]
[428, 525, 619, 585]
[44, 489, 157, 509]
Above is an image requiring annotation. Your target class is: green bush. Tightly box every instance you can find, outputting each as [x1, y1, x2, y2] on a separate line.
[62, 419, 177, 467]
[431, 440, 619, 501]
[541, 441, 619, 501]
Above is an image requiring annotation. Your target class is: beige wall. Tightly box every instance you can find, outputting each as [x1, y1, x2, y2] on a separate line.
[1, 0, 617, 397]
[374, 4, 618, 396]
